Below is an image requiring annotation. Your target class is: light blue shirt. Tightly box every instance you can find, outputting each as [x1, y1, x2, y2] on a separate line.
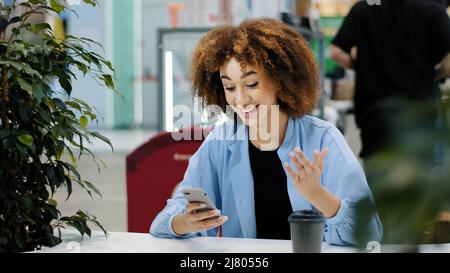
[150, 115, 383, 246]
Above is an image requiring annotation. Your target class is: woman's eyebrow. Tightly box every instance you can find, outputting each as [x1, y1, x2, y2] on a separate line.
[241, 71, 257, 79]
[220, 71, 258, 81]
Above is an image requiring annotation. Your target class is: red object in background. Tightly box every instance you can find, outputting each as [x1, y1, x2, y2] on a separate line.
[126, 127, 210, 233]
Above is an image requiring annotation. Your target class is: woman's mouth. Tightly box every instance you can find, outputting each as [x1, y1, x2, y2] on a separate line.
[240, 104, 259, 118]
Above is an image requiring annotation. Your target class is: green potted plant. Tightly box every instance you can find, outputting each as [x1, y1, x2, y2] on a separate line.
[0, 0, 116, 252]
[356, 98, 450, 248]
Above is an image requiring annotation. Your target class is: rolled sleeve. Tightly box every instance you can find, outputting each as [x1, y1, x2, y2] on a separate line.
[150, 125, 222, 239]
[326, 199, 351, 226]
[320, 125, 383, 245]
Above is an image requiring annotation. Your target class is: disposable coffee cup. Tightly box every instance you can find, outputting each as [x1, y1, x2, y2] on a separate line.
[288, 210, 326, 253]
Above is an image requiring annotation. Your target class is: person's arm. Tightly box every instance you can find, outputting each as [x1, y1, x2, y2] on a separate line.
[285, 125, 383, 246]
[331, 2, 360, 69]
[330, 44, 355, 70]
[431, 4, 450, 80]
[435, 52, 450, 80]
[322, 126, 383, 246]
[150, 128, 224, 239]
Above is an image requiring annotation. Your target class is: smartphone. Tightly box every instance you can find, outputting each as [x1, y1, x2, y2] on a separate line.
[182, 187, 217, 213]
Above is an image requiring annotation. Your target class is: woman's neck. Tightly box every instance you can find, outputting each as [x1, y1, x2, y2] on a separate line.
[249, 110, 289, 151]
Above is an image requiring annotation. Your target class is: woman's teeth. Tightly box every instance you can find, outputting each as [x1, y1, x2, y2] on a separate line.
[242, 105, 258, 113]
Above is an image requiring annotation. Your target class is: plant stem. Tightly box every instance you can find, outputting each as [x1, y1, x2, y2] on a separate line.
[1, 65, 10, 129]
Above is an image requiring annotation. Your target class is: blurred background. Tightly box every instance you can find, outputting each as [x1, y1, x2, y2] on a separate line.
[35, 0, 449, 235]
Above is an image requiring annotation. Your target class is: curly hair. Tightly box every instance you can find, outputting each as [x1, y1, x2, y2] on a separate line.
[190, 18, 319, 117]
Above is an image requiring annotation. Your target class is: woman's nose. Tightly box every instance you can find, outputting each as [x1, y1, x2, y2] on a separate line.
[234, 89, 251, 107]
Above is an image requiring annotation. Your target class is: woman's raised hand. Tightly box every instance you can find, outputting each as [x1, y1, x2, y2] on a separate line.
[284, 147, 329, 202]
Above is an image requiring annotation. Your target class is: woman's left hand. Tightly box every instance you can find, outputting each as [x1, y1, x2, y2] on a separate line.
[284, 147, 329, 202]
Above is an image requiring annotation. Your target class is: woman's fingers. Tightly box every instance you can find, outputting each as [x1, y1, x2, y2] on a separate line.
[198, 215, 229, 230]
[284, 162, 300, 182]
[311, 150, 321, 173]
[186, 202, 206, 214]
[288, 147, 330, 174]
[289, 152, 305, 179]
[185, 208, 228, 231]
[294, 147, 312, 175]
[318, 148, 329, 172]
[294, 147, 310, 165]
[188, 209, 222, 222]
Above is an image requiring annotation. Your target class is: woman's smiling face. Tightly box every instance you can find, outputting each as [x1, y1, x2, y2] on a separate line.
[220, 57, 279, 127]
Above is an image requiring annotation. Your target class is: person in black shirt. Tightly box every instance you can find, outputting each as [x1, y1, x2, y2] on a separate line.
[330, 0, 450, 161]
[248, 134, 292, 239]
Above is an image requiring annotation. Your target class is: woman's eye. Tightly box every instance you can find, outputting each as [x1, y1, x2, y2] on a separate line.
[246, 82, 259, 88]
[225, 87, 236, 92]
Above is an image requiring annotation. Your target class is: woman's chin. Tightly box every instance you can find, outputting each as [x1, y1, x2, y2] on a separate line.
[238, 114, 265, 128]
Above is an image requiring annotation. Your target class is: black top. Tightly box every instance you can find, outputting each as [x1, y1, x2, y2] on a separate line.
[332, 0, 450, 127]
[248, 139, 292, 240]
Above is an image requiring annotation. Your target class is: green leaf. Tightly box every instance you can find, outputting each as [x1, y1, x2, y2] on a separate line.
[66, 101, 82, 112]
[76, 210, 88, 218]
[65, 162, 81, 182]
[23, 64, 42, 78]
[102, 74, 114, 89]
[0, 60, 25, 71]
[83, 180, 102, 198]
[50, 0, 64, 14]
[77, 210, 108, 237]
[65, 176, 73, 201]
[9, 17, 21, 24]
[15, 142, 28, 156]
[43, 97, 57, 112]
[1, 59, 42, 77]
[83, 0, 98, 7]
[53, 98, 67, 111]
[19, 2, 32, 9]
[101, 60, 115, 72]
[72, 61, 88, 75]
[17, 134, 34, 146]
[48, 199, 58, 207]
[59, 77, 72, 95]
[22, 196, 34, 212]
[66, 147, 77, 166]
[28, 0, 44, 5]
[44, 165, 57, 195]
[66, 219, 85, 237]
[33, 23, 52, 33]
[79, 116, 88, 129]
[84, 225, 92, 237]
[91, 131, 113, 152]
[38, 126, 49, 136]
[17, 78, 33, 95]
[73, 179, 93, 198]
[83, 110, 97, 121]
[23, 213, 37, 225]
[54, 145, 64, 161]
[33, 83, 46, 103]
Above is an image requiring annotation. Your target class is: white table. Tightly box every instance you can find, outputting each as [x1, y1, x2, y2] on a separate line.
[32, 231, 450, 253]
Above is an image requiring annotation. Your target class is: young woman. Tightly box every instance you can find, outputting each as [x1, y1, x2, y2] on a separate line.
[150, 18, 382, 246]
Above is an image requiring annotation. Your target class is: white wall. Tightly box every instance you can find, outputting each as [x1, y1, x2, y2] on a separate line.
[67, 0, 110, 129]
